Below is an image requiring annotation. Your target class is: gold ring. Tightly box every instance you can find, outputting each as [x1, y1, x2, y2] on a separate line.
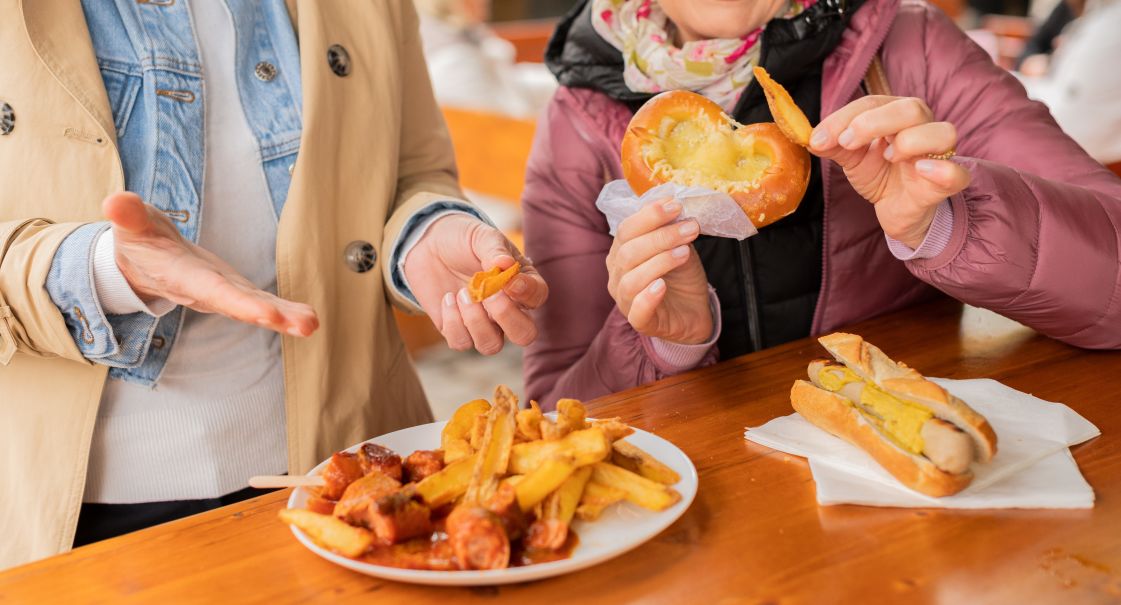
[925, 149, 956, 160]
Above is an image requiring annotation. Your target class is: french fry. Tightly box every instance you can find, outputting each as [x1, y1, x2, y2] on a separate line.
[514, 456, 577, 512]
[539, 416, 561, 441]
[592, 418, 634, 442]
[278, 508, 373, 557]
[464, 386, 517, 504]
[591, 462, 681, 511]
[555, 399, 587, 437]
[516, 401, 544, 442]
[443, 438, 473, 464]
[508, 427, 611, 475]
[525, 466, 593, 550]
[612, 440, 681, 485]
[575, 480, 626, 521]
[469, 414, 488, 451]
[547, 466, 593, 524]
[442, 399, 490, 457]
[415, 454, 476, 507]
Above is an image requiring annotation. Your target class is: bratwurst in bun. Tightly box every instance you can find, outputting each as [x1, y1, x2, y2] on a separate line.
[790, 333, 998, 497]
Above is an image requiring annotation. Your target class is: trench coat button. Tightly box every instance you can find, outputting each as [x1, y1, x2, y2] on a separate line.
[254, 61, 278, 82]
[327, 44, 351, 77]
[344, 240, 376, 273]
[0, 102, 14, 135]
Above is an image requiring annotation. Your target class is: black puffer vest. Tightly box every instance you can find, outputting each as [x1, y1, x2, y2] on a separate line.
[546, 0, 857, 358]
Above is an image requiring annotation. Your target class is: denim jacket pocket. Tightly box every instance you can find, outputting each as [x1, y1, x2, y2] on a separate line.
[98, 66, 142, 140]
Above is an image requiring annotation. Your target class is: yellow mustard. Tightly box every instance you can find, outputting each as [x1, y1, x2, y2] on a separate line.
[816, 366, 933, 454]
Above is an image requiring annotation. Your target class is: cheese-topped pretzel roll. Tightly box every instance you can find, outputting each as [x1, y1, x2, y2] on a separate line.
[790, 333, 997, 497]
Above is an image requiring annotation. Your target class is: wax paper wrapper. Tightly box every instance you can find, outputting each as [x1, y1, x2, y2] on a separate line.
[744, 378, 1100, 509]
[595, 180, 758, 240]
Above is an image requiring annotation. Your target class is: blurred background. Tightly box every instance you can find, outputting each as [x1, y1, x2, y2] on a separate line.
[404, 0, 1121, 420]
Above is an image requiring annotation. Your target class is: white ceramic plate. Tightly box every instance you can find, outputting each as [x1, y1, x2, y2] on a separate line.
[286, 420, 698, 586]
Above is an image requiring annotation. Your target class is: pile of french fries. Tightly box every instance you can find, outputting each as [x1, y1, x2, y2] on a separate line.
[280, 385, 683, 569]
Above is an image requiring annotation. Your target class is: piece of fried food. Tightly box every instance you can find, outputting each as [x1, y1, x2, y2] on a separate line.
[442, 399, 491, 463]
[508, 427, 611, 475]
[415, 453, 476, 508]
[555, 399, 587, 437]
[611, 440, 681, 485]
[403, 449, 445, 483]
[591, 462, 681, 511]
[279, 508, 374, 558]
[515, 401, 544, 442]
[514, 456, 577, 512]
[525, 466, 593, 550]
[468, 262, 521, 302]
[464, 386, 518, 505]
[754, 66, 813, 147]
[575, 480, 626, 521]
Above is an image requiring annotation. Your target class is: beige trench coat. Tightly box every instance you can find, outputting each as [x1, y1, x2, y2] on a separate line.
[0, 0, 465, 568]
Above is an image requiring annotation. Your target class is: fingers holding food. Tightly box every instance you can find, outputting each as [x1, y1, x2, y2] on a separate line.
[456, 287, 505, 356]
[481, 291, 538, 347]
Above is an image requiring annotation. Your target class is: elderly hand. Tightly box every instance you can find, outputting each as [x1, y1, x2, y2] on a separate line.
[809, 95, 970, 249]
[606, 199, 712, 344]
[104, 192, 320, 336]
[404, 214, 548, 355]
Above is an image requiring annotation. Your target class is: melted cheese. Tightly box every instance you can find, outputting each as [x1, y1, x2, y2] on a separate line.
[817, 366, 933, 455]
[643, 117, 773, 192]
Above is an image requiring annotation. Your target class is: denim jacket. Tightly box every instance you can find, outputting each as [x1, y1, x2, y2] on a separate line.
[47, 0, 477, 387]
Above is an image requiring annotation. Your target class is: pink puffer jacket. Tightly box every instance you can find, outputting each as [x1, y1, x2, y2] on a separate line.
[521, 0, 1121, 406]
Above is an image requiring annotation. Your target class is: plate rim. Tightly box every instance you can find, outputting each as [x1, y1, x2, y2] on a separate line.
[284, 420, 698, 586]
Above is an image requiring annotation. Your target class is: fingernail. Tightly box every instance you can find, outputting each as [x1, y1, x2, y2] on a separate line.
[838, 129, 855, 148]
[443, 292, 455, 307]
[648, 278, 666, 294]
[457, 288, 472, 305]
[883, 144, 894, 160]
[287, 326, 304, 337]
[810, 128, 829, 147]
[915, 160, 936, 174]
[257, 318, 271, 327]
[678, 221, 698, 236]
[671, 245, 689, 258]
[663, 200, 682, 214]
[508, 276, 527, 295]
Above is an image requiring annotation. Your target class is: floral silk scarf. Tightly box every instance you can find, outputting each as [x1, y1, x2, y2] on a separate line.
[592, 0, 816, 112]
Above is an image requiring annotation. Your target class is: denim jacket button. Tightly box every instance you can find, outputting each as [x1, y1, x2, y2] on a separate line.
[344, 240, 376, 273]
[327, 44, 351, 77]
[254, 61, 278, 82]
[0, 102, 14, 135]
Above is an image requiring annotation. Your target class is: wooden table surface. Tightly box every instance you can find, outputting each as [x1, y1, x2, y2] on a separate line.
[2, 299, 1120, 604]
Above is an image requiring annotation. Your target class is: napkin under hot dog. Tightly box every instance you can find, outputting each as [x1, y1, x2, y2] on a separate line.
[743, 378, 1100, 508]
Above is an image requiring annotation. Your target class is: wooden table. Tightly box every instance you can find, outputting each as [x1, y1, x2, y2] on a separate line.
[2, 299, 1119, 604]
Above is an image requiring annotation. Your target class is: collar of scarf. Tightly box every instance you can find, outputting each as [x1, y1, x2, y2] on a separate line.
[591, 0, 817, 112]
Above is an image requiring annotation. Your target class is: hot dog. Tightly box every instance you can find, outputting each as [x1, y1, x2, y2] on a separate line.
[790, 333, 998, 497]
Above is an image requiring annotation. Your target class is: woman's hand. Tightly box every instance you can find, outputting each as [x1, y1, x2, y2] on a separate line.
[809, 96, 971, 249]
[404, 214, 548, 355]
[105, 192, 320, 337]
[606, 199, 712, 344]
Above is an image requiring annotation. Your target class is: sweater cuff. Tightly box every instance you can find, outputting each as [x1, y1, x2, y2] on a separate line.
[646, 286, 721, 373]
[93, 230, 176, 317]
[885, 200, 954, 261]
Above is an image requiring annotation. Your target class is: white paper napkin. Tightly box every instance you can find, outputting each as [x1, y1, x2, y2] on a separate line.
[595, 180, 758, 240]
[743, 378, 1100, 508]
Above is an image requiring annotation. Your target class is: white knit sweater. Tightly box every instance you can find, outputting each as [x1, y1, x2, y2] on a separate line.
[83, 0, 287, 503]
